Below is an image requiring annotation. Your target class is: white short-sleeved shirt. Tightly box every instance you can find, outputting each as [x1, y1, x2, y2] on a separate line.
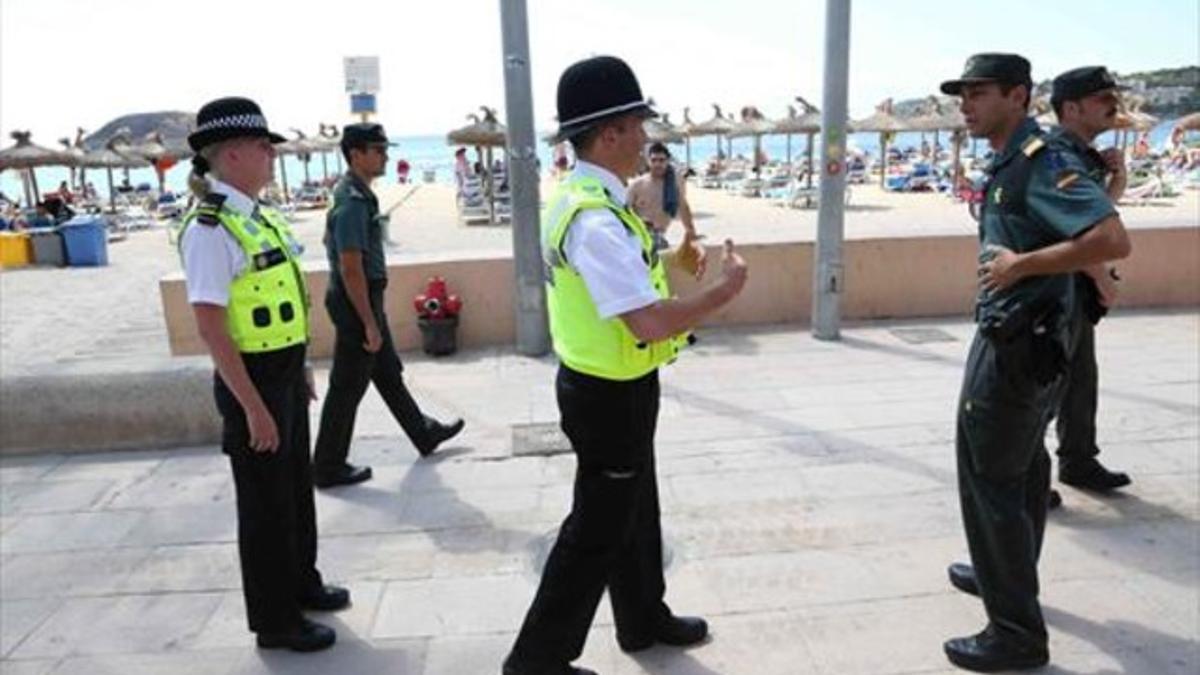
[179, 179, 257, 306]
[562, 161, 660, 319]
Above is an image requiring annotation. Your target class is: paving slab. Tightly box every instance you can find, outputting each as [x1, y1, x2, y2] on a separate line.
[0, 311, 1195, 674]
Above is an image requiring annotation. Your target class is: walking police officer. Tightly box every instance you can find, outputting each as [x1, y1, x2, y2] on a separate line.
[502, 56, 748, 675]
[938, 55, 1131, 671]
[311, 123, 463, 488]
[1046, 66, 1133, 501]
[180, 97, 349, 652]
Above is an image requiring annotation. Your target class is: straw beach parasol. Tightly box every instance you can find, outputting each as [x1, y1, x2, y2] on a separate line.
[447, 106, 508, 223]
[0, 131, 75, 206]
[729, 106, 775, 172]
[775, 97, 822, 184]
[644, 113, 686, 145]
[850, 99, 909, 187]
[690, 104, 738, 169]
[77, 141, 150, 212]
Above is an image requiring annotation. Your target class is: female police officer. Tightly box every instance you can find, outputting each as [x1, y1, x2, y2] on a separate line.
[503, 56, 749, 675]
[180, 97, 348, 652]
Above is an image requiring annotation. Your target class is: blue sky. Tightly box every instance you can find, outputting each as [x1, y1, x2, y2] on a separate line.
[1, 0, 1196, 142]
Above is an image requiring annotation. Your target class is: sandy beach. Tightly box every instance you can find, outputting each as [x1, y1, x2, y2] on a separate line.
[1, 182, 1197, 378]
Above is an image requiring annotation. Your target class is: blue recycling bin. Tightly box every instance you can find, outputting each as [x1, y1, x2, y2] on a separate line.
[59, 216, 109, 267]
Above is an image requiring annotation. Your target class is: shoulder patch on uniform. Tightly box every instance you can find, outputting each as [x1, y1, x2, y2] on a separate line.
[1021, 136, 1046, 158]
[346, 185, 366, 200]
[196, 211, 220, 226]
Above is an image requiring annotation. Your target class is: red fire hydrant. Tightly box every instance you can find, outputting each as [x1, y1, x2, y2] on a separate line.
[414, 276, 462, 355]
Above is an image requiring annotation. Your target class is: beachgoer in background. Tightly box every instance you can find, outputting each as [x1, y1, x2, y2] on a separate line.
[396, 158, 410, 184]
[57, 180, 74, 204]
[628, 142, 701, 255]
[311, 123, 464, 489]
[178, 96, 348, 653]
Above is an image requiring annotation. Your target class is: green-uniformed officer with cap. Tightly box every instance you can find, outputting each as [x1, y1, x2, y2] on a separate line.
[1044, 66, 1132, 500]
[938, 54, 1131, 672]
[179, 97, 349, 653]
[311, 123, 463, 489]
[503, 55, 748, 675]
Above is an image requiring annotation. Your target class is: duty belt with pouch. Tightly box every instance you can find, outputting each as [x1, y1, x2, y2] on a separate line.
[978, 293, 1069, 387]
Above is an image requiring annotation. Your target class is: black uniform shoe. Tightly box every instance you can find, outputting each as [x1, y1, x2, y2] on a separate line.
[1047, 488, 1063, 510]
[299, 585, 351, 611]
[500, 654, 597, 675]
[256, 618, 336, 652]
[947, 562, 980, 597]
[418, 417, 465, 456]
[1059, 458, 1131, 493]
[618, 614, 709, 652]
[944, 627, 1048, 672]
[313, 463, 373, 489]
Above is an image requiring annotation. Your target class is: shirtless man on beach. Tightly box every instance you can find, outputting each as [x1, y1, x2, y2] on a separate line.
[627, 142, 698, 251]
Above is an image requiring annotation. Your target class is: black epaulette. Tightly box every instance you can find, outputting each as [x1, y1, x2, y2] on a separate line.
[196, 193, 226, 226]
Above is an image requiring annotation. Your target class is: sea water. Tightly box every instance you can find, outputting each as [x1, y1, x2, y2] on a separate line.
[0, 122, 1182, 207]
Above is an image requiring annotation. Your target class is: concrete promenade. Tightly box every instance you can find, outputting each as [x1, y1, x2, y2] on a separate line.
[1, 311, 1196, 674]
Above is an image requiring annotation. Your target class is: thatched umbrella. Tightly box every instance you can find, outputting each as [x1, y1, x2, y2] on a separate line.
[850, 99, 910, 187]
[775, 97, 822, 187]
[315, 123, 341, 179]
[644, 113, 686, 144]
[57, 135, 87, 193]
[1175, 111, 1200, 133]
[447, 106, 507, 223]
[118, 132, 191, 193]
[906, 96, 967, 187]
[0, 131, 76, 206]
[728, 106, 775, 172]
[678, 107, 700, 166]
[286, 129, 327, 187]
[272, 138, 307, 203]
[77, 143, 150, 212]
[690, 104, 738, 170]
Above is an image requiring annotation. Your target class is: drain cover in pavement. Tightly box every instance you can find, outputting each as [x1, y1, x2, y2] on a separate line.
[512, 422, 571, 457]
[889, 327, 957, 344]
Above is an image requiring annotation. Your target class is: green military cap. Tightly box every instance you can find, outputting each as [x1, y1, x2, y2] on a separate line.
[940, 53, 1032, 95]
[1050, 66, 1128, 106]
[340, 123, 398, 152]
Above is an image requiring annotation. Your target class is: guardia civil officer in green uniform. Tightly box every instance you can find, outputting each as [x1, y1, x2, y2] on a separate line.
[503, 56, 748, 675]
[938, 55, 1131, 672]
[180, 97, 349, 652]
[311, 123, 463, 488]
[1045, 67, 1132, 500]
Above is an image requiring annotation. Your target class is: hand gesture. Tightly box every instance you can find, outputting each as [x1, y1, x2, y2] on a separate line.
[363, 324, 383, 353]
[675, 231, 708, 280]
[246, 402, 280, 453]
[977, 244, 1023, 292]
[719, 239, 748, 296]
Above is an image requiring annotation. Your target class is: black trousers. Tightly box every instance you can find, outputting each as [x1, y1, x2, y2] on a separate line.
[214, 344, 323, 634]
[956, 332, 1059, 648]
[509, 366, 669, 667]
[1054, 318, 1099, 466]
[313, 280, 430, 468]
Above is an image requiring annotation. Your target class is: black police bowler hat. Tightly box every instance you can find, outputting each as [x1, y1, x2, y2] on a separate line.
[340, 123, 398, 151]
[187, 97, 287, 152]
[1051, 66, 1128, 105]
[553, 55, 657, 143]
[940, 53, 1032, 95]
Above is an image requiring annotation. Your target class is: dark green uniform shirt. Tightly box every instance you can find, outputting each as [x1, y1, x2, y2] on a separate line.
[325, 173, 387, 283]
[976, 118, 1116, 319]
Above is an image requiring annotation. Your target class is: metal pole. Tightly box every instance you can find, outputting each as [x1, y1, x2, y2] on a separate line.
[812, 0, 851, 341]
[499, 0, 549, 356]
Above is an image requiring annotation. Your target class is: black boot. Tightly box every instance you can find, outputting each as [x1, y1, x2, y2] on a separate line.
[947, 562, 980, 597]
[1059, 457, 1131, 493]
[944, 626, 1048, 672]
[418, 417, 465, 456]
